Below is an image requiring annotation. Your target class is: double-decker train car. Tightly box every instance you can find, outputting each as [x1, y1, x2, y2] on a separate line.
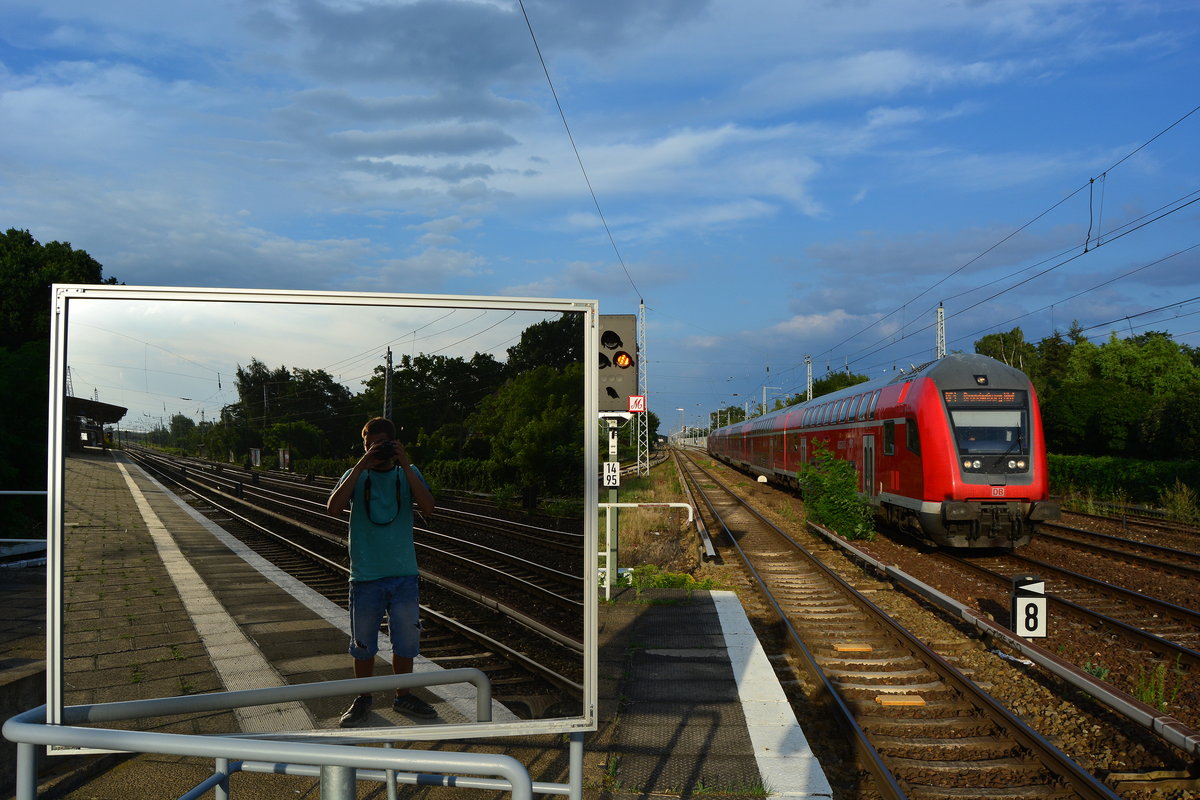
[707, 353, 1059, 548]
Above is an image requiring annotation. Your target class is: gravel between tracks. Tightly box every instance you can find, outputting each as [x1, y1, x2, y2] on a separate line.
[695, 463, 1198, 800]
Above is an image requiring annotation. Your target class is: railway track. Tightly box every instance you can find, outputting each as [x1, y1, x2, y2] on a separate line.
[1058, 509, 1200, 553]
[1035, 521, 1200, 582]
[674, 449, 1120, 800]
[123, 446, 583, 719]
[934, 550, 1200, 718]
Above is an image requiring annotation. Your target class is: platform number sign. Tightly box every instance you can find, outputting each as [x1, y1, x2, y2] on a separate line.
[603, 461, 620, 488]
[1011, 575, 1047, 638]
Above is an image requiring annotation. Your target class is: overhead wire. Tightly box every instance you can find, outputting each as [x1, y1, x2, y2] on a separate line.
[812, 104, 1200, 373]
[517, 0, 642, 304]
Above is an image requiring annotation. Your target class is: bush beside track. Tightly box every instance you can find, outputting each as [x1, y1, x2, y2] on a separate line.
[1049, 453, 1200, 505]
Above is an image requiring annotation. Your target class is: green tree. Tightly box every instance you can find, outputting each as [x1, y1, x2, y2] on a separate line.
[505, 313, 583, 374]
[1033, 329, 1074, 396]
[459, 363, 585, 498]
[1041, 331, 1200, 457]
[780, 371, 869, 408]
[974, 327, 1039, 373]
[169, 413, 197, 450]
[235, 358, 294, 428]
[710, 404, 746, 429]
[0, 230, 118, 526]
[359, 351, 507, 446]
[0, 228, 117, 349]
[262, 420, 326, 463]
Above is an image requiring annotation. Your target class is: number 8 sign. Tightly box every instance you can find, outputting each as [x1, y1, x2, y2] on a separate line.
[1010, 575, 1047, 638]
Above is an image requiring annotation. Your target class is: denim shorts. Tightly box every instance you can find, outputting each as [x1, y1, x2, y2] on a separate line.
[347, 574, 421, 660]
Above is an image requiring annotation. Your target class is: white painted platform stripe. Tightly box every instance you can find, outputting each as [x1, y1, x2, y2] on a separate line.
[711, 590, 833, 799]
[116, 462, 315, 733]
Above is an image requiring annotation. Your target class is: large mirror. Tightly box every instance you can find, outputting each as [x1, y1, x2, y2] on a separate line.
[49, 285, 597, 746]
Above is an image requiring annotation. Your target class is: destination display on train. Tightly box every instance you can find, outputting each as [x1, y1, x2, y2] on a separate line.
[942, 389, 1026, 406]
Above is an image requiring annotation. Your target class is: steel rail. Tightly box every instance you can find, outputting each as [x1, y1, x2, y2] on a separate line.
[1035, 521, 1200, 576]
[944, 551, 1200, 671]
[121, 450, 582, 693]
[679, 449, 1122, 800]
[675, 451, 906, 800]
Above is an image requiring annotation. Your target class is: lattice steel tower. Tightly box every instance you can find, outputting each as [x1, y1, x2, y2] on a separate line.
[936, 302, 946, 359]
[636, 301, 649, 475]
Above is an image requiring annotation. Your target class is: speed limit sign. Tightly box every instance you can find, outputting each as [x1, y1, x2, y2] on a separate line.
[1011, 575, 1047, 638]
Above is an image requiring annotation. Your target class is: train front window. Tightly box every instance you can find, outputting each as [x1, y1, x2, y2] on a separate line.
[950, 409, 1025, 455]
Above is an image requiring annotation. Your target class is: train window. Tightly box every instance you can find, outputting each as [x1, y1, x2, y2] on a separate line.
[803, 408, 812, 427]
[849, 394, 862, 420]
[868, 390, 881, 419]
[950, 409, 1026, 455]
[883, 419, 895, 455]
[821, 403, 832, 425]
[906, 416, 920, 454]
[831, 399, 843, 422]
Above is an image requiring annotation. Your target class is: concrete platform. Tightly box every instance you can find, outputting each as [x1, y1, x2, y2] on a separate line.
[2, 451, 831, 798]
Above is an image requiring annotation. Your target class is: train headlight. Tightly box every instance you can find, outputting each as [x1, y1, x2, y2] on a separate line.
[1007, 460, 1016, 469]
[962, 459, 972, 469]
[971, 459, 982, 469]
[1017, 459, 1026, 469]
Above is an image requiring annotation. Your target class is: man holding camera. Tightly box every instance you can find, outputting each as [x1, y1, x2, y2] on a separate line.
[327, 416, 436, 727]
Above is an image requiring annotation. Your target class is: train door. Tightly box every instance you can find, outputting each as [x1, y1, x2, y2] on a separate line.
[862, 435, 876, 497]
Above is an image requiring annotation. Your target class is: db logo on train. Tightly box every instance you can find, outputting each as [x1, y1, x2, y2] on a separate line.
[991, 487, 1006, 497]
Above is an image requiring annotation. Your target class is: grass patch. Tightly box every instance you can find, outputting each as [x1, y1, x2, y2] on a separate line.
[1159, 479, 1200, 523]
[602, 463, 700, 575]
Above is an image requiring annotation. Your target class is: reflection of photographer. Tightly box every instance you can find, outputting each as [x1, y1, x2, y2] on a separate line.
[326, 416, 436, 727]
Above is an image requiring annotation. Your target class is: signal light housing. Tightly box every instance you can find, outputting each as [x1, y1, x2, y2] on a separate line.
[598, 314, 638, 412]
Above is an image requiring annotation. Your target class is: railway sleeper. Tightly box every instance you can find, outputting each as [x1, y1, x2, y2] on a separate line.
[870, 734, 1023, 761]
[859, 715, 999, 738]
[822, 666, 935, 681]
[903, 791, 1079, 800]
[888, 756, 1057, 783]
[846, 697, 979, 717]
[836, 680, 953, 699]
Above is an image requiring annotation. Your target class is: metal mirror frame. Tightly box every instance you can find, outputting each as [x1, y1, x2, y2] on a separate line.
[47, 284, 599, 745]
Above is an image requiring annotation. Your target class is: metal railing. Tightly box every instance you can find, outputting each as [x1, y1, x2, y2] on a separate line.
[4, 670, 584, 800]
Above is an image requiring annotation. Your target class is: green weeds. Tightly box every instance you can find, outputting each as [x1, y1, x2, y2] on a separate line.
[1134, 656, 1185, 712]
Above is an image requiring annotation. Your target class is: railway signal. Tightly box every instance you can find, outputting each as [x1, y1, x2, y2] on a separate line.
[598, 314, 637, 412]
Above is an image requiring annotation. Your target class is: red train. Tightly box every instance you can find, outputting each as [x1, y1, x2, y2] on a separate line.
[707, 353, 1059, 548]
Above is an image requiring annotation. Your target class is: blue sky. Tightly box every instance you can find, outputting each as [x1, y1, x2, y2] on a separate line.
[4, 0, 1198, 432]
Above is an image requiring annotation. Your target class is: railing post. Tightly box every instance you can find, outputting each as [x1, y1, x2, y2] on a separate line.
[320, 765, 356, 800]
[605, 505, 615, 600]
[569, 732, 584, 800]
[215, 756, 230, 800]
[385, 741, 398, 800]
[15, 741, 37, 800]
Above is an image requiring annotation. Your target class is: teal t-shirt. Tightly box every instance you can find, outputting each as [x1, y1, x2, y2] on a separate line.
[340, 465, 425, 582]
